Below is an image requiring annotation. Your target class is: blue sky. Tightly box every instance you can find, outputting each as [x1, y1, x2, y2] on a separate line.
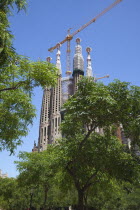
[0, 0, 140, 177]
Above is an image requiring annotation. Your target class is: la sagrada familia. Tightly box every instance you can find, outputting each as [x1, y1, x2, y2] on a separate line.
[32, 38, 94, 152]
[32, 38, 129, 152]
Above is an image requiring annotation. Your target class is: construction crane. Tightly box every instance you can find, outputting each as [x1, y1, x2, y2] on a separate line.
[94, 75, 109, 82]
[48, 0, 123, 74]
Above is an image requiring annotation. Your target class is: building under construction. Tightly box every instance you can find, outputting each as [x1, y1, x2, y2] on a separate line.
[32, 38, 129, 153]
[32, 0, 127, 152]
[32, 38, 96, 152]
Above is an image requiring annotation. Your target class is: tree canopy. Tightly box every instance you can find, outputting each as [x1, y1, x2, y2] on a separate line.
[0, 0, 58, 153]
[58, 78, 140, 209]
[14, 78, 140, 209]
[14, 78, 140, 210]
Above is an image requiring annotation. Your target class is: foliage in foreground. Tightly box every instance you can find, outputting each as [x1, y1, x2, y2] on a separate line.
[0, 157, 140, 210]
[58, 78, 140, 210]
[0, 0, 58, 153]
[0, 79, 140, 209]
[11, 79, 140, 209]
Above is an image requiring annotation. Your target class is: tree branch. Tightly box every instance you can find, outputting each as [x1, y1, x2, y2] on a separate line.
[0, 80, 33, 92]
[79, 122, 97, 150]
[65, 164, 81, 190]
[82, 171, 97, 192]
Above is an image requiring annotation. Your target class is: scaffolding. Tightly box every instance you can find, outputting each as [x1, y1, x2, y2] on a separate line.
[61, 76, 74, 104]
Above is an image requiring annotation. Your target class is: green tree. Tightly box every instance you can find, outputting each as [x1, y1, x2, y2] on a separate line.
[0, 0, 58, 153]
[16, 149, 59, 209]
[0, 177, 16, 209]
[108, 80, 140, 151]
[0, 177, 30, 209]
[16, 147, 78, 209]
[123, 184, 140, 210]
[87, 178, 132, 210]
[57, 78, 140, 210]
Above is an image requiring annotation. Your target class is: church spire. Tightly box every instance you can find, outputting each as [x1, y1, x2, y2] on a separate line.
[73, 38, 84, 74]
[46, 56, 52, 63]
[86, 47, 93, 77]
[56, 43, 62, 75]
[73, 38, 84, 93]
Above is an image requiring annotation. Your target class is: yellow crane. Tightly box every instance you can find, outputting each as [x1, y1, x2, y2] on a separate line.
[94, 75, 110, 82]
[48, 0, 123, 74]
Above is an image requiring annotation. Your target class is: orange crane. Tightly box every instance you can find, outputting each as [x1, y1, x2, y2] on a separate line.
[48, 0, 123, 74]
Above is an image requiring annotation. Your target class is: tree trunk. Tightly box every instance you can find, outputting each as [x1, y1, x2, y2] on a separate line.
[77, 189, 84, 210]
[84, 194, 88, 208]
[43, 186, 48, 209]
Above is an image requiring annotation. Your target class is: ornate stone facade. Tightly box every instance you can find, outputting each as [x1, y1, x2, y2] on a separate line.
[31, 38, 130, 152]
[36, 39, 87, 151]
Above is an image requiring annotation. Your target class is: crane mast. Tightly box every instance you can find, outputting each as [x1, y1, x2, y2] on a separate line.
[48, 0, 122, 74]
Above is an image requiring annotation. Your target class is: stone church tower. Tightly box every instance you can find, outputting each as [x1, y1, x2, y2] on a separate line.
[34, 38, 91, 151]
[38, 44, 62, 151]
[31, 37, 133, 154]
[31, 38, 130, 152]
[73, 38, 84, 93]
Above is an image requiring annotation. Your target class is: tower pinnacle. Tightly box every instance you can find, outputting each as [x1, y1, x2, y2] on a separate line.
[86, 47, 93, 77]
[56, 43, 62, 75]
[46, 56, 52, 63]
[73, 38, 84, 93]
[76, 38, 81, 45]
[73, 38, 84, 73]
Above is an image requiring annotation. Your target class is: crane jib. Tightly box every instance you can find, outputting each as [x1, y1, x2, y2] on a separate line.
[48, 0, 122, 52]
[48, 0, 123, 73]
